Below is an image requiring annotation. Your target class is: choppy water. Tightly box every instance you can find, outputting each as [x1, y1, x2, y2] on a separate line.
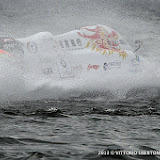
[0, 96, 160, 160]
[0, 0, 160, 159]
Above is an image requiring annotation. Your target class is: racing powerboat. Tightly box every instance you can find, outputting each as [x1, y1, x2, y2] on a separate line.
[0, 25, 142, 79]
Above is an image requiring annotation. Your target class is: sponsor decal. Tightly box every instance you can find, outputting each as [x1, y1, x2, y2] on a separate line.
[57, 59, 73, 78]
[53, 40, 59, 51]
[87, 64, 100, 71]
[42, 67, 53, 75]
[103, 62, 121, 70]
[27, 41, 38, 53]
[76, 38, 82, 46]
[56, 39, 82, 49]
[103, 62, 108, 71]
[70, 39, 76, 47]
[78, 26, 127, 59]
[73, 65, 83, 70]
[64, 40, 70, 48]
[60, 59, 67, 68]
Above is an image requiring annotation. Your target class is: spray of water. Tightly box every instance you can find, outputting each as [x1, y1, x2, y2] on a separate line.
[0, 51, 159, 102]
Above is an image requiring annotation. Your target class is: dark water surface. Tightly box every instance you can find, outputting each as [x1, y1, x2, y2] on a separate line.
[0, 95, 160, 160]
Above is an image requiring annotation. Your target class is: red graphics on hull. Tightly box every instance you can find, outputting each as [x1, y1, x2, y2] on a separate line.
[78, 26, 127, 59]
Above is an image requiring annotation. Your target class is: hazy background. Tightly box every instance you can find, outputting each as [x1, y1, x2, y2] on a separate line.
[0, 0, 160, 56]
